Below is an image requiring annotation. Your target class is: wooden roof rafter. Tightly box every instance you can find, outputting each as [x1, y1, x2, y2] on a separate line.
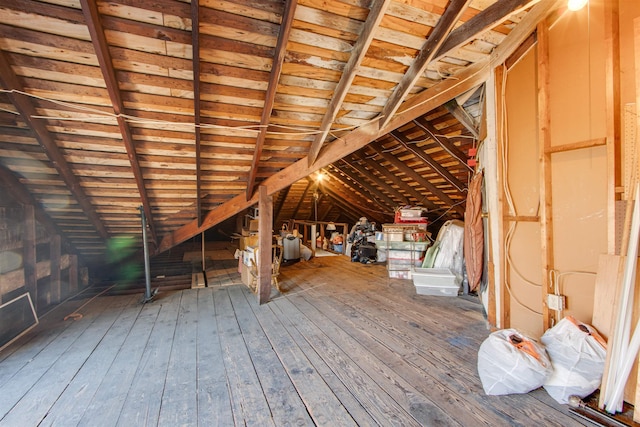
[274, 185, 291, 222]
[320, 178, 388, 225]
[369, 140, 465, 216]
[325, 167, 392, 214]
[444, 99, 480, 139]
[389, 129, 467, 193]
[351, 150, 430, 208]
[379, 0, 472, 129]
[245, 0, 298, 200]
[340, 156, 410, 207]
[79, 0, 157, 245]
[0, 50, 109, 241]
[434, 0, 538, 63]
[306, 0, 391, 167]
[329, 163, 398, 211]
[291, 179, 313, 221]
[157, 0, 561, 253]
[192, 0, 203, 226]
[413, 117, 474, 172]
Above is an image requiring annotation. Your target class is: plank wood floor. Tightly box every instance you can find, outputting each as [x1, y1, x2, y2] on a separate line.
[0, 255, 585, 426]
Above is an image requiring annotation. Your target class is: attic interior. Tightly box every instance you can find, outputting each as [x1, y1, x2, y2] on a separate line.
[2, 0, 640, 425]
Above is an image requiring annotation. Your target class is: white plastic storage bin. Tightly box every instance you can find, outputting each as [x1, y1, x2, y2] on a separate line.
[412, 267, 461, 296]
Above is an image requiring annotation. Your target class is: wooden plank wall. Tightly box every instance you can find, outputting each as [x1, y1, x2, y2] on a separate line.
[0, 202, 81, 311]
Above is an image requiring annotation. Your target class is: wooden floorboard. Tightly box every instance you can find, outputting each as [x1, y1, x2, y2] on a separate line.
[195, 288, 234, 427]
[0, 255, 587, 426]
[116, 291, 182, 427]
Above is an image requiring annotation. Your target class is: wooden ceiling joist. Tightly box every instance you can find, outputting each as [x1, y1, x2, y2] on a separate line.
[306, 0, 391, 167]
[0, 51, 109, 241]
[379, 0, 472, 129]
[79, 0, 157, 245]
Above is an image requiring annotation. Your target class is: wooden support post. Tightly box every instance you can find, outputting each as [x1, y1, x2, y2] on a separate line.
[537, 22, 554, 330]
[22, 204, 37, 311]
[257, 185, 273, 304]
[482, 65, 507, 329]
[69, 254, 78, 294]
[493, 65, 509, 329]
[50, 234, 61, 304]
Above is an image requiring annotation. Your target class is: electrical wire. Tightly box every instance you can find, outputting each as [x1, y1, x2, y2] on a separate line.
[498, 64, 543, 316]
[0, 88, 375, 138]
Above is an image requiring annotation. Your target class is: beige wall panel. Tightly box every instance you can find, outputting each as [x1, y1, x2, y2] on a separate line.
[619, 1, 640, 108]
[504, 50, 544, 337]
[508, 222, 544, 338]
[550, 146, 607, 324]
[503, 6, 610, 337]
[548, 5, 607, 146]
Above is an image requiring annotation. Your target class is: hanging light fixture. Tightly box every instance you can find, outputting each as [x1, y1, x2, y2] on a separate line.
[567, 0, 588, 11]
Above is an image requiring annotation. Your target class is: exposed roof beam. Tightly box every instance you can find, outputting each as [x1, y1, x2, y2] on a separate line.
[330, 163, 398, 210]
[292, 180, 313, 220]
[347, 152, 417, 205]
[192, 0, 203, 225]
[79, 0, 157, 245]
[156, 0, 561, 253]
[444, 99, 479, 139]
[307, 0, 391, 166]
[390, 129, 467, 193]
[0, 163, 78, 257]
[489, 0, 562, 66]
[369, 142, 464, 215]
[435, 0, 538, 62]
[246, 0, 297, 200]
[326, 166, 394, 212]
[321, 179, 388, 225]
[413, 117, 473, 172]
[158, 58, 487, 252]
[0, 51, 109, 241]
[354, 150, 435, 208]
[379, 0, 471, 129]
[274, 186, 291, 222]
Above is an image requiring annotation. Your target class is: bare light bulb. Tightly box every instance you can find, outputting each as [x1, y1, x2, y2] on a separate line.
[567, 0, 588, 11]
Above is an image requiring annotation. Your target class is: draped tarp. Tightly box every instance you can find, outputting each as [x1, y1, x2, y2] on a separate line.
[464, 172, 484, 292]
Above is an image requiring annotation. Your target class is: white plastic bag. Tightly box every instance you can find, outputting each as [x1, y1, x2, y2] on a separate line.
[541, 316, 607, 404]
[477, 329, 552, 395]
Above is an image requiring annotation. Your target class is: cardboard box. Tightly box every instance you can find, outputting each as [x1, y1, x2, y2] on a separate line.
[240, 262, 253, 286]
[239, 234, 258, 250]
[249, 219, 259, 231]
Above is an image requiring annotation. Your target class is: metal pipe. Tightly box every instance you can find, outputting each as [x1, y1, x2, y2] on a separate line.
[139, 205, 153, 303]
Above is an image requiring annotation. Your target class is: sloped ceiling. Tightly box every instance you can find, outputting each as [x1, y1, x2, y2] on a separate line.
[0, 0, 559, 266]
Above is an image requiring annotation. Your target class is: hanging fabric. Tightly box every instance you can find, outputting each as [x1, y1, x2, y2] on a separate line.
[464, 171, 484, 292]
